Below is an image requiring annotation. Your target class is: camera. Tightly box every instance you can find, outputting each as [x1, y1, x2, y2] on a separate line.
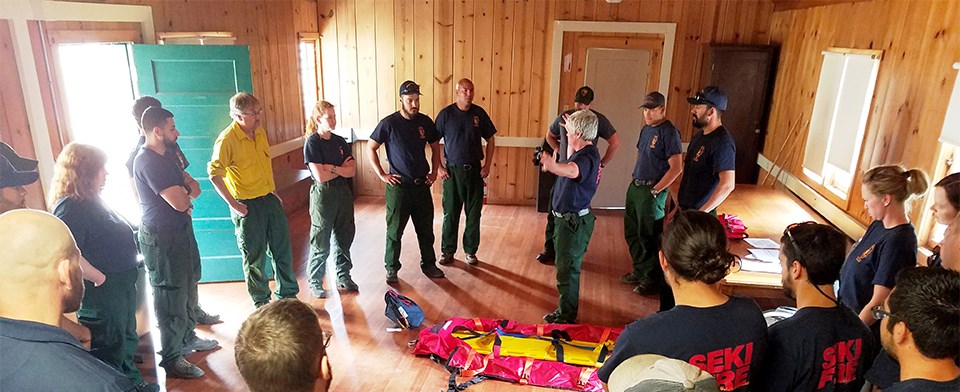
[532, 146, 544, 166]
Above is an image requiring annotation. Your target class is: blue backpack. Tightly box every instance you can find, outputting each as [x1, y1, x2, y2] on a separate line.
[384, 289, 425, 329]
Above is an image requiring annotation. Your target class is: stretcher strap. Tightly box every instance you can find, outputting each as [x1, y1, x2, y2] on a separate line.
[578, 367, 596, 387]
[536, 325, 544, 337]
[519, 357, 535, 385]
[597, 328, 611, 348]
[472, 318, 484, 332]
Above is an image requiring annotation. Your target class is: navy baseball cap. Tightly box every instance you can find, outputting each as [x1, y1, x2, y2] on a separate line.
[687, 86, 728, 111]
[0, 154, 39, 188]
[574, 86, 594, 104]
[0, 142, 38, 172]
[640, 91, 666, 109]
[399, 80, 421, 96]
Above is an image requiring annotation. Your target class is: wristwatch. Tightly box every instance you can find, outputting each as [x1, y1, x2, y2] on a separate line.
[331, 166, 338, 174]
[651, 188, 662, 197]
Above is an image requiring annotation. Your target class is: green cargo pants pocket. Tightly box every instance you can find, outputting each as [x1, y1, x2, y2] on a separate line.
[138, 227, 181, 288]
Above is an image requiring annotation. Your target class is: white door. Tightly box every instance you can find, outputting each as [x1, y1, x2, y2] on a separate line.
[584, 48, 652, 208]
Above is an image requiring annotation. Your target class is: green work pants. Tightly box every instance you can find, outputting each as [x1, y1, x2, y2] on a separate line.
[554, 212, 596, 322]
[384, 183, 437, 271]
[231, 193, 299, 305]
[624, 183, 668, 282]
[308, 182, 355, 289]
[542, 186, 557, 254]
[78, 267, 142, 383]
[441, 163, 483, 255]
[138, 222, 199, 367]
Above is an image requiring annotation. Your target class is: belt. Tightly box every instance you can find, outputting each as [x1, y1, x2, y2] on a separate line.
[551, 208, 591, 219]
[447, 162, 480, 171]
[632, 179, 657, 186]
[317, 177, 349, 187]
[398, 177, 428, 186]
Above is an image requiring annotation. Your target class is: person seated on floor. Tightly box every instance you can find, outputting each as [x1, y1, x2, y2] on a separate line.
[876, 267, 959, 392]
[236, 299, 333, 392]
[0, 209, 139, 391]
[761, 222, 878, 391]
[597, 210, 767, 392]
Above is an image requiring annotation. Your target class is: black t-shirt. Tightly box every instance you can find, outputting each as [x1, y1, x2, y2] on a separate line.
[677, 126, 736, 209]
[52, 197, 139, 274]
[839, 221, 917, 314]
[548, 109, 616, 163]
[865, 350, 900, 389]
[598, 296, 768, 391]
[762, 306, 878, 392]
[133, 147, 190, 229]
[632, 120, 682, 181]
[885, 377, 960, 392]
[435, 103, 496, 165]
[552, 145, 600, 213]
[303, 132, 351, 180]
[369, 112, 439, 179]
[125, 135, 189, 177]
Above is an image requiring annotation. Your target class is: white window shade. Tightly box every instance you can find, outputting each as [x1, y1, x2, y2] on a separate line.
[803, 53, 845, 177]
[940, 62, 960, 147]
[827, 54, 879, 173]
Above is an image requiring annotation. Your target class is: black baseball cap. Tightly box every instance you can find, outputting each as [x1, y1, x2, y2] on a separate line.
[0, 142, 38, 172]
[640, 91, 665, 109]
[574, 86, 594, 104]
[687, 86, 728, 111]
[399, 80, 422, 96]
[0, 154, 39, 188]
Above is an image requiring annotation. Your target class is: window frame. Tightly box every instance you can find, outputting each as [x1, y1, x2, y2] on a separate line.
[297, 33, 323, 130]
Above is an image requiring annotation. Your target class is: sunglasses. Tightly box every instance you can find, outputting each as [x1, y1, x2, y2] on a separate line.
[322, 330, 333, 349]
[783, 221, 817, 265]
[692, 92, 717, 107]
[871, 305, 893, 321]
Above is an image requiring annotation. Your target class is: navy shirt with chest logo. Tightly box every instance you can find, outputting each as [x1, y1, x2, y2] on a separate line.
[134, 146, 190, 229]
[435, 103, 496, 165]
[552, 144, 600, 213]
[762, 306, 878, 392]
[632, 120, 682, 181]
[126, 135, 189, 177]
[370, 112, 439, 179]
[838, 220, 917, 314]
[548, 109, 616, 163]
[303, 132, 351, 180]
[678, 126, 736, 209]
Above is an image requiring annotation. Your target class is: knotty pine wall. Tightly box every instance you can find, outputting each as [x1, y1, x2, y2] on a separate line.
[762, 0, 960, 227]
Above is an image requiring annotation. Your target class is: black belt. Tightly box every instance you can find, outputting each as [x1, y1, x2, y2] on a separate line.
[632, 179, 657, 186]
[317, 177, 349, 187]
[398, 177, 428, 186]
[551, 208, 591, 219]
[447, 162, 480, 171]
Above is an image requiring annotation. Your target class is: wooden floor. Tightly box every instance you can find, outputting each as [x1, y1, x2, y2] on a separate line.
[138, 185, 821, 391]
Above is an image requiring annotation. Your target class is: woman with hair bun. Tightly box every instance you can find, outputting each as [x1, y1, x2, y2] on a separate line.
[597, 210, 767, 392]
[839, 165, 928, 328]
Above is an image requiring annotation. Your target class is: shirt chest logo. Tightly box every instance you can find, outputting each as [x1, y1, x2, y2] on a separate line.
[649, 134, 659, 149]
[856, 244, 875, 263]
[693, 146, 705, 162]
[339, 146, 345, 158]
[418, 126, 426, 139]
[473, 116, 480, 127]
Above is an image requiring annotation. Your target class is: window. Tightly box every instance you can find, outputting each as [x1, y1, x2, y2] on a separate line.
[298, 34, 322, 127]
[802, 49, 882, 200]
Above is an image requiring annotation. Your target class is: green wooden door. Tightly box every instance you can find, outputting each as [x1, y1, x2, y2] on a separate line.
[130, 44, 257, 282]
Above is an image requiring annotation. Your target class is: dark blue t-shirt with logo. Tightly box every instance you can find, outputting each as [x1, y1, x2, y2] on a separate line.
[549, 109, 616, 163]
[126, 135, 189, 177]
[598, 296, 768, 392]
[677, 126, 736, 209]
[552, 144, 600, 213]
[370, 112, 439, 179]
[838, 220, 917, 314]
[435, 103, 496, 165]
[885, 377, 960, 392]
[304, 132, 351, 174]
[52, 197, 139, 274]
[762, 306, 878, 392]
[632, 120, 682, 181]
[133, 147, 190, 229]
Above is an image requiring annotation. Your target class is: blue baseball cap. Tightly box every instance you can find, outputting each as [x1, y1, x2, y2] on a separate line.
[0, 154, 39, 188]
[687, 86, 728, 111]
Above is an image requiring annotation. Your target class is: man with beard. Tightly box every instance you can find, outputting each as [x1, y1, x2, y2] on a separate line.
[670, 86, 735, 216]
[135, 107, 219, 379]
[0, 209, 137, 391]
[760, 222, 878, 391]
[368, 80, 445, 283]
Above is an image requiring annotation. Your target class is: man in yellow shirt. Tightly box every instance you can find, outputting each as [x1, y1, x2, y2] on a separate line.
[208, 92, 299, 308]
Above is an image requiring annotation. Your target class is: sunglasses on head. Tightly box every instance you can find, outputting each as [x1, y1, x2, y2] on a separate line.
[783, 221, 817, 265]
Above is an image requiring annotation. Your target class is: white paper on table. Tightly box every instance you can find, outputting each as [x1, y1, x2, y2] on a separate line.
[744, 238, 780, 249]
[747, 248, 781, 263]
[741, 258, 783, 274]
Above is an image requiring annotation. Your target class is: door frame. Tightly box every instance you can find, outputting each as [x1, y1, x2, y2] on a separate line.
[548, 21, 676, 121]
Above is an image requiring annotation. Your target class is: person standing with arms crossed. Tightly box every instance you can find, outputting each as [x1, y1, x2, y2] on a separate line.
[435, 78, 497, 266]
[209, 93, 299, 308]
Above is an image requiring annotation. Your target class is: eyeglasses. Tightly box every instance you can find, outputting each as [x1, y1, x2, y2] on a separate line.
[322, 330, 332, 349]
[871, 305, 893, 321]
[240, 109, 263, 117]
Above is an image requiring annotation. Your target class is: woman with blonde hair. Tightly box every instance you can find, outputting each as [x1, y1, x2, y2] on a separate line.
[303, 100, 358, 298]
[49, 143, 155, 391]
[839, 165, 928, 328]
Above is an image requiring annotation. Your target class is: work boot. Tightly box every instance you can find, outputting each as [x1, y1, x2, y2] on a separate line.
[619, 272, 643, 284]
[465, 254, 479, 265]
[195, 309, 221, 325]
[421, 265, 445, 279]
[135, 382, 160, 392]
[543, 311, 574, 324]
[310, 285, 327, 298]
[254, 301, 269, 309]
[439, 253, 455, 265]
[536, 251, 555, 265]
[162, 357, 204, 379]
[337, 276, 359, 291]
[386, 269, 399, 284]
[182, 335, 219, 356]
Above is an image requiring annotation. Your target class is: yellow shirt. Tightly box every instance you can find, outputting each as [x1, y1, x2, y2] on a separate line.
[207, 121, 275, 200]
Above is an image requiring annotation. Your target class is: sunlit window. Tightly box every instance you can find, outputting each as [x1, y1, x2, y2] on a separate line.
[298, 37, 321, 128]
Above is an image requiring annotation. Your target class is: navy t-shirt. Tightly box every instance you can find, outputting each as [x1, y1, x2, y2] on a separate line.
[632, 120, 682, 181]
[552, 144, 600, 213]
[761, 306, 878, 392]
[52, 197, 139, 274]
[435, 103, 497, 165]
[369, 112, 439, 179]
[133, 147, 190, 229]
[677, 126, 736, 209]
[125, 135, 189, 177]
[838, 221, 917, 314]
[885, 377, 960, 392]
[598, 296, 768, 391]
[303, 132, 351, 180]
[549, 109, 616, 163]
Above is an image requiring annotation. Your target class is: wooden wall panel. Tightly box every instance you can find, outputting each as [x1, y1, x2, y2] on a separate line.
[763, 0, 960, 226]
[319, 0, 775, 204]
[0, 19, 44, 209]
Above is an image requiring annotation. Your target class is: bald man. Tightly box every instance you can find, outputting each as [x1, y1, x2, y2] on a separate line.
[0, 210, 137, 391]
[435, 78, 497, 266]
